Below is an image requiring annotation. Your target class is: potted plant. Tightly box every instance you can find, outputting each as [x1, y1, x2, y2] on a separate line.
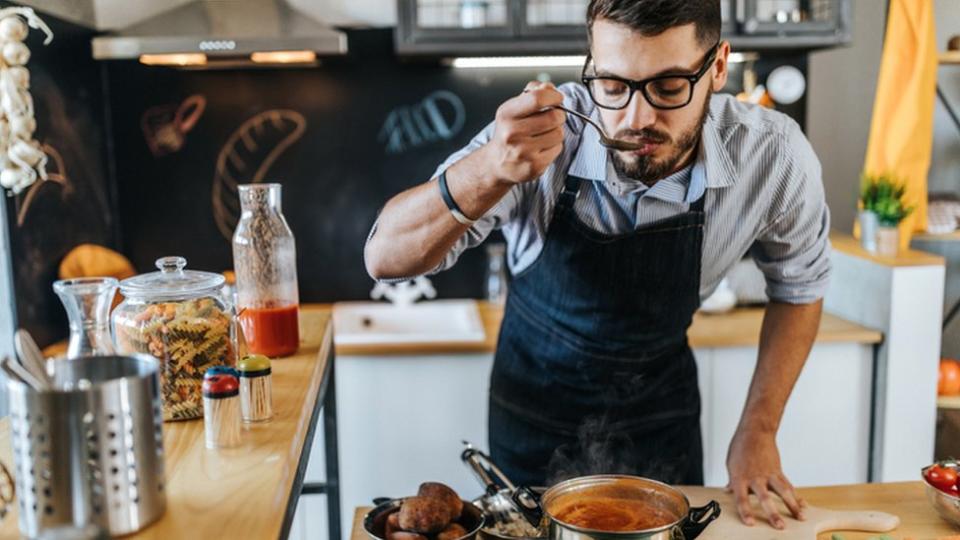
[860, 173, 914, 257]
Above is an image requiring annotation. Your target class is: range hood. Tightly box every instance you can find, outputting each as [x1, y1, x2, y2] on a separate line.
[91, 0, 347, 67]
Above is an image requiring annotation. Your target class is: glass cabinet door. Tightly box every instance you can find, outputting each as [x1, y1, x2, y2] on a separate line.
[406, 0, 513, 36]
[740, 0, 841, 34]
[521, 0, 587, 31]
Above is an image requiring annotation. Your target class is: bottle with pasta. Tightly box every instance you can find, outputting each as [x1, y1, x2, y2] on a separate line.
[232, 183, 300, 358]
[112, 256, 238, 421]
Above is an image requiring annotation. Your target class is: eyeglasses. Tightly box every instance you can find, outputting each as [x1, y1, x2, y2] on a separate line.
[582, 42, 721, 111]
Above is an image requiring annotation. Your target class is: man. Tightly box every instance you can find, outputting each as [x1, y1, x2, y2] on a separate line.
[365, 0, 829, 530]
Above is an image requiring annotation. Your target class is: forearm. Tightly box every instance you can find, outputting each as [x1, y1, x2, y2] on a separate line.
[365, 144, 511, 280]
[736, 299, 823, 435]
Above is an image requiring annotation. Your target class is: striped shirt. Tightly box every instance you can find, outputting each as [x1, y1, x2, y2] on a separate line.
[378, 83, 832, 304]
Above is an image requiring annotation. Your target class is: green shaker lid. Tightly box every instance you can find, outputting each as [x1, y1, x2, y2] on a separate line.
[238, 354, 271, 375]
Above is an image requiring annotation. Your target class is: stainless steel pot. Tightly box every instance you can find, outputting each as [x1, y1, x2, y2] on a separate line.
[461, 442, 546, 540]
[363, 497, 486, 540]
[512, 475, 719, 540]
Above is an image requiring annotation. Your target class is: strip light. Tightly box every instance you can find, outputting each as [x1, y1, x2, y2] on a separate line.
[139, 53, 207, 66]
[450, 52, 752, 70]
[449, 56, 586, 69]
[250, 50, 317, 64]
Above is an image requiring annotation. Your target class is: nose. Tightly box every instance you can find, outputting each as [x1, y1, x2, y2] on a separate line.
[622, 90, 657, 131]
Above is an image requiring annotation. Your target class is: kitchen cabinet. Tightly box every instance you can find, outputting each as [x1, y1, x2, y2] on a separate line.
[395, 0, 851, 56]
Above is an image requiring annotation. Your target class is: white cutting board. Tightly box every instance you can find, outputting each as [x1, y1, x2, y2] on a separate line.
[681, 486, 900, 539]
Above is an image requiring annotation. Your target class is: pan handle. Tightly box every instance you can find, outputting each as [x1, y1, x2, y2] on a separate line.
[679, 500, 720, 539]
[372, 497, 393, 506]
[510, 486, 544, 528]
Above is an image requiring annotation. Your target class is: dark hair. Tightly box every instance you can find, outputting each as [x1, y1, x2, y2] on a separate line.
[586, 0, 721, 48]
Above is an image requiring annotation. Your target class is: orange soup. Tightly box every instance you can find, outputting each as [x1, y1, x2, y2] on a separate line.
[549, 495, 676, 532]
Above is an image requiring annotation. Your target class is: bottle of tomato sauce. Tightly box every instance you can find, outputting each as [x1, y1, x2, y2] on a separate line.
[232, 183, 300, 358]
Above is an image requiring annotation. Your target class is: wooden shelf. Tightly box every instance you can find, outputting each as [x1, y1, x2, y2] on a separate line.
[912, 231, 960, 242]
[938, 395, 960, 409]
[941, 51, 960, 65]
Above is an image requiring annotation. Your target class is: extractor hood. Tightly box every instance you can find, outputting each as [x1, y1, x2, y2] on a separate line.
[91, 0, 348, 67]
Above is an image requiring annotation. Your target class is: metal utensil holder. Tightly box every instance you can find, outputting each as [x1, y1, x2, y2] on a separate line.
[7, 354, 167, 538]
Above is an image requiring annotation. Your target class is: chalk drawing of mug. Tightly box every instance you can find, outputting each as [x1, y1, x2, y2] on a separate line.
[141, 94, 206, 157]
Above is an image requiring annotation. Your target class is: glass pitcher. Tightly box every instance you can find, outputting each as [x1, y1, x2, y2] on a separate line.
[232, 183, 300, 357]
[53, 277, 119, 358]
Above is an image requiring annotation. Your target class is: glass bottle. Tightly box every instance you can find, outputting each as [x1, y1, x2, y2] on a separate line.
[232, 183, 300, 357]
[53, 277, 118, 358]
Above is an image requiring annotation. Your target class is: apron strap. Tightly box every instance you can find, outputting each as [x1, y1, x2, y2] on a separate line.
[557, 175, 584, 212]
[689, 191, 707, 213]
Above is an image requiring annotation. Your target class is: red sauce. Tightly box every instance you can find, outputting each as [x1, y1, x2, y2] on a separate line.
[549, 495, 676, 532]
[240, 305, 300, 357]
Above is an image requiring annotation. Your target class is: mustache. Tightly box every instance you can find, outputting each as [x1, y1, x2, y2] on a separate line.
[612, 128, 670, 145]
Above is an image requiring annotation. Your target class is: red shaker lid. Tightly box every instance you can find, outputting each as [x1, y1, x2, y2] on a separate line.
[202, 373, 239, 398]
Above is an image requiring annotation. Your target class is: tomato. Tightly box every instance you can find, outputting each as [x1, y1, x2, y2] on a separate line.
[939, 360, 960, 396]
[926, 464, 959, 493]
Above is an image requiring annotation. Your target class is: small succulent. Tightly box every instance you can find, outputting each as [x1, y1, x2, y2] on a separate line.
[860, 173, 915, 227]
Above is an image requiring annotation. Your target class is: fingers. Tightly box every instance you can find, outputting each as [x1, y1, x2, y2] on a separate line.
[731, 482, 755, 527]
[769, 475, 805, 521]
[501, 82, 564, 118]
[750, 479, 785, 530]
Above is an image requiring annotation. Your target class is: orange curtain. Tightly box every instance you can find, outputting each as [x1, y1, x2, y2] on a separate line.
[862, 0, 938, 247]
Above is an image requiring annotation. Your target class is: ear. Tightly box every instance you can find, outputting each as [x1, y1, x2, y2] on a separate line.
[711, 41, 731, 92]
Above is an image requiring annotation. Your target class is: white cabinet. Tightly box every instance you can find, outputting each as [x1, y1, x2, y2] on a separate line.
[300, 339, 875, 540]
[333, 353, 495, 540]
[696, 343, 873, 487]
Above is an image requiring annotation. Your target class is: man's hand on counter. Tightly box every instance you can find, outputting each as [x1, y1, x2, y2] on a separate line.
[726, 428, 806, 529]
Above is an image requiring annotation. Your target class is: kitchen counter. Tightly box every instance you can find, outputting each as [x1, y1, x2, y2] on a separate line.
[349, 482, 957, 540]
[328, 302, 882, 356]
[0, 308, 334, 539]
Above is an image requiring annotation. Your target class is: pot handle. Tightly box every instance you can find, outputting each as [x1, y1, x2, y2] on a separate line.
[372, 497, 393, 506]
[679, 500, 720, 539]
[510, 486, 544, 528]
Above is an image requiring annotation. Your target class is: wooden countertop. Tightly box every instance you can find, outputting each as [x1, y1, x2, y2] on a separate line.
[0, 308, 333, 539]
[326, 302, 882, 356]
[349, 482, 957, 540]
[831, 231, 945, 268]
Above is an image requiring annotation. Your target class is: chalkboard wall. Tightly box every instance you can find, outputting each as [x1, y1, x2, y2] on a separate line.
[8, 24, 808, 344]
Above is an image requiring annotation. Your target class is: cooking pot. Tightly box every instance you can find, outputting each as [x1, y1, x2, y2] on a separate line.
[512, 475, 719, 540]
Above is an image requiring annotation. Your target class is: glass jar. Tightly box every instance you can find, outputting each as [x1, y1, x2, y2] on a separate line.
[53, 277, 119, 358]
[112, 256, 237, 421]
[232, 183, 300, 358]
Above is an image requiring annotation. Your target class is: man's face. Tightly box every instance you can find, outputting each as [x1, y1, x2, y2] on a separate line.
[589, 20, 729, 184]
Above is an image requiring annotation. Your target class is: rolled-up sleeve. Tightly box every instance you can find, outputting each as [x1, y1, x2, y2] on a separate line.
[749, 122, 832, 304]
[365, 121, 521, 282]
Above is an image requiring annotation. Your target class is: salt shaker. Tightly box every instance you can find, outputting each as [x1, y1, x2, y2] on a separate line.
[238, 354, 273, 423]
[202, 371, 241, 449]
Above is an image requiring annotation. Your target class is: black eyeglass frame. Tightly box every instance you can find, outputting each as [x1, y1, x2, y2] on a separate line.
[581, 41, 723, 111]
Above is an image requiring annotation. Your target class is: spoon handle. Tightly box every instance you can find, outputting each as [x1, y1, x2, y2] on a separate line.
[15, 329, 52, 387]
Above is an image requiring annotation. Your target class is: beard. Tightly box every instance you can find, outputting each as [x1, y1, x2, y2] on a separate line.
[609, 90, 712, 186]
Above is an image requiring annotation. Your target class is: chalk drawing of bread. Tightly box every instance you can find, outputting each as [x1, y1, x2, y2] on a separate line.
[212, 109, 306, 240]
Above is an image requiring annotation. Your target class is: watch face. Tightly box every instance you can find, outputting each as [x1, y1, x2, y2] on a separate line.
[766, 65, 806, 105]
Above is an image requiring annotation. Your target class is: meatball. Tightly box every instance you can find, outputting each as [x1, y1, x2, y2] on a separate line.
[437, 523, 468, 540]
[417, 482, 464, 521]
[398, 496, 452, 534]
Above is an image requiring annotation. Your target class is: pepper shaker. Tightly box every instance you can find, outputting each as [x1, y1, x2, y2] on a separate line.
[238, 354, 273, 423]
[202, 371, 241, 449]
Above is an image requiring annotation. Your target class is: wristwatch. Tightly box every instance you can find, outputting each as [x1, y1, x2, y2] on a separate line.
[438, 169, 478, 226]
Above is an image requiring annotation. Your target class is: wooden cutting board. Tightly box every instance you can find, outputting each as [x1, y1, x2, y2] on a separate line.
[681, 486, 900, 539]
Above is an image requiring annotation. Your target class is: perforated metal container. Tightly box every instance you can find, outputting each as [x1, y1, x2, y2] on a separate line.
[7, 354, 167, 538]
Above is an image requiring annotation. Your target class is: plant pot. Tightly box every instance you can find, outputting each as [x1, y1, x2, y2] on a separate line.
[859, 210, 879, 253]
[877, 226, 900, 257]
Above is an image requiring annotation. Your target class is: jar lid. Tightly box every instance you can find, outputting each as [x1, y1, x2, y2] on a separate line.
[238, 354, 271, 376]
[119, 256, 225, 300]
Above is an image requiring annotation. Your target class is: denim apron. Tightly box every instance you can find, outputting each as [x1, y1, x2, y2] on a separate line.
[489, 173, 706, 487]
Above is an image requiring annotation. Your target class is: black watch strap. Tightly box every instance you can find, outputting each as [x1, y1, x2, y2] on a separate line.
[438, 170, 478, 226]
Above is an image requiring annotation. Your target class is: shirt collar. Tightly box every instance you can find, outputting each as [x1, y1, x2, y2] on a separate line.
[565, 96, 738, 192]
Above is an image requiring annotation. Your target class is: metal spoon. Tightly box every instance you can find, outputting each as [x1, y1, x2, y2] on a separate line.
[549, 105, 642, 151]
[14, 329, 53, 388]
